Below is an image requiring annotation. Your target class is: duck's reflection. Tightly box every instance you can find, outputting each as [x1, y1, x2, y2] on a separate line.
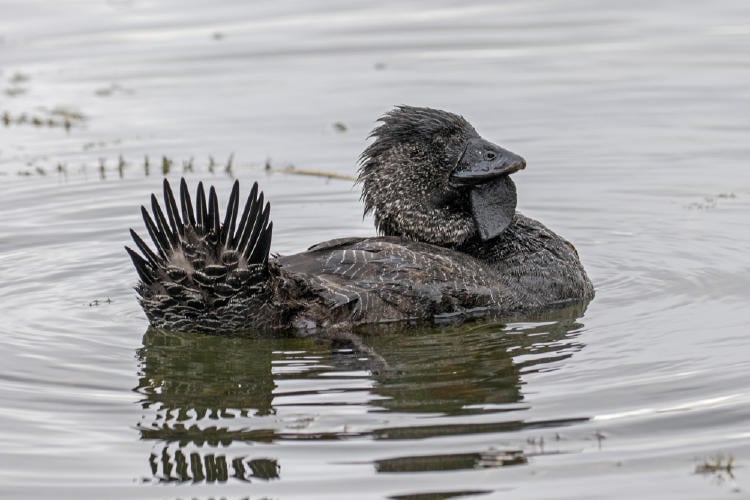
[134, 306, 587, 482]
[135, 331, 283, 483]
[147, 448, 279, 484]
[135, 331, 276, 424]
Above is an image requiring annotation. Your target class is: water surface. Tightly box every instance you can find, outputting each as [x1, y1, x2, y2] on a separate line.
[1, 1, 749, 498]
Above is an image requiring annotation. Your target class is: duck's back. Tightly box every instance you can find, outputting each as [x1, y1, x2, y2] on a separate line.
[276, 236, 521, 328]
[276, 214, 594, 330]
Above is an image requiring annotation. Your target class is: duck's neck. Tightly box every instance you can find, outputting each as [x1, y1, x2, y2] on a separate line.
[457, 215, 521, 265]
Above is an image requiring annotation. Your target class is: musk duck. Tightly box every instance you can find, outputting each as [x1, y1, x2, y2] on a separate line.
[127, 106, 594, 334]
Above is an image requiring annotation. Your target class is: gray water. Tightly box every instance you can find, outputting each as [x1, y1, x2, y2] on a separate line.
[1, 1, 749, 498]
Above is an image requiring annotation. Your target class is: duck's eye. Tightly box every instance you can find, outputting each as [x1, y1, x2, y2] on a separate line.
[485, 151, 497, 160]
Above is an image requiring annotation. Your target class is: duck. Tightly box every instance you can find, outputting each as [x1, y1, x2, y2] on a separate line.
[127, 106, 594, 334]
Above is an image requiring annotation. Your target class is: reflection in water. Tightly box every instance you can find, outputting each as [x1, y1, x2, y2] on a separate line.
[367, 308, 588, 416]
[135, 330, 284, 483]
[148, 448, 279, 484]
[375, 449, 527, 473]
[134, 307, 587, 482]
[135, 330, 277, 426]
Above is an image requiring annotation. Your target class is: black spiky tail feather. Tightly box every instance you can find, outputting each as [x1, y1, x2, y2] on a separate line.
[127, 178, 273, 333]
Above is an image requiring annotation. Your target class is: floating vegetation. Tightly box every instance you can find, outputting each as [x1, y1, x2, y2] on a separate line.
[4, 87, 27, 97]
[49, 106, 85, 122]
[9, 73, 30, 84]
[89, 298, 113, 307]
[526, 435, 546, 452]
[82, 139, 122, 151]
[264, 158, 356, 181]
[161, 155, 173, 175]
[687, 192, 737, 210]
[6, 153, 353, 181]
[224, 152, 234, 175]
[593, 430, 607, 449]
[1, 106, 86, 131]
[4, 73, 30, 98]
[94, 83, 134, 97]
[117, 155, 127, 177]
[695, 453, 735, 479]
[181, 157, 194, 173]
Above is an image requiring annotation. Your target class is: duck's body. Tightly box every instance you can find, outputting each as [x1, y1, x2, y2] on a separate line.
[278, 214, 591, 330]
[128, 107, 593, 334]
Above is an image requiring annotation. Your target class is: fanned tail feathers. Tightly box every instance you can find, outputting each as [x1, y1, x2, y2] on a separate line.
[127, 178, 273, 331]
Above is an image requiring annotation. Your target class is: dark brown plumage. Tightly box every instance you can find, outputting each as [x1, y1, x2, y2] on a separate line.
[127, 106, 594, 334]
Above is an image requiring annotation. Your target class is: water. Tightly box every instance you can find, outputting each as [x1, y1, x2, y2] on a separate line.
[1, 0, 748, 498]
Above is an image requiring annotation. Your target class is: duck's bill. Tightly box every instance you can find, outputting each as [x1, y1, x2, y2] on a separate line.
[470, 176, 517, 241]
[450, 138, 526, 187]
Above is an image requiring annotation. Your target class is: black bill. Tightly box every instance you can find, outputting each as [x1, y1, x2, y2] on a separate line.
[450, 138, 526, 187]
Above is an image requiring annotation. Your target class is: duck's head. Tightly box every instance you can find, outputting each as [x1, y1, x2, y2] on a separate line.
[358, 106, 526, 247]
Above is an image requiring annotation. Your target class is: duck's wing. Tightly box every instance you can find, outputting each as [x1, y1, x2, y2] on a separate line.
[277, 237, 511, 325]
[307, 236, 367, 252]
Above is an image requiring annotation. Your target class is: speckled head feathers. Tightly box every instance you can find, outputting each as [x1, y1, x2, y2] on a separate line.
[358, 106, 478, 169]
[356, 106, 482, 247]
